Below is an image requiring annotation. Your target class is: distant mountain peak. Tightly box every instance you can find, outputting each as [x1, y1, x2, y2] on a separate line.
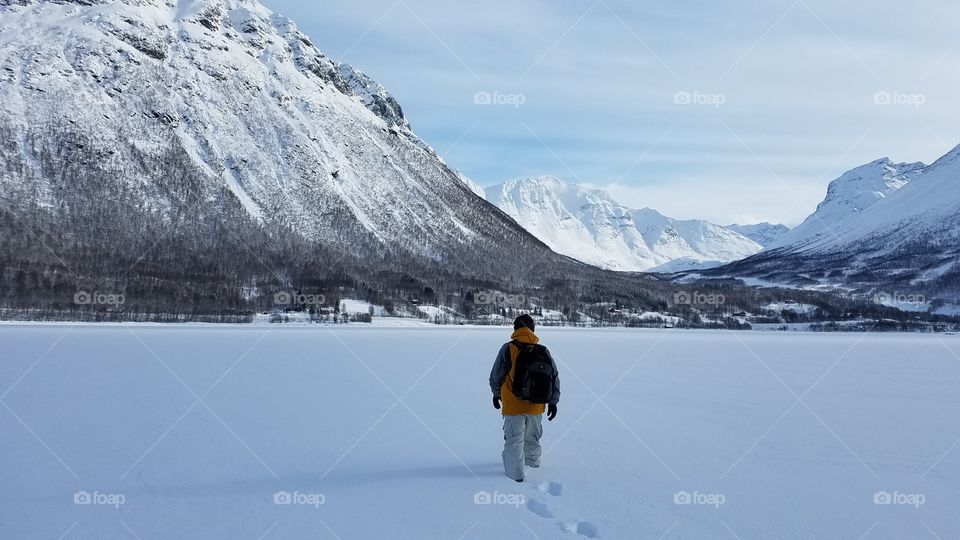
[498, 175, 576, 193]
[771, 157, 926, 248]
[726, 222, 791, 247]
[819, 158, 925, 209]
[925, 143, 960, 172]
[486, 177, 761, 271]
[715, 144, 960, 304]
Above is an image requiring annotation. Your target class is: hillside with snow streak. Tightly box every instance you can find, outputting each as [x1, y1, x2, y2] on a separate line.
[0, 0, 567, 285]
[714, 147, 960, 309]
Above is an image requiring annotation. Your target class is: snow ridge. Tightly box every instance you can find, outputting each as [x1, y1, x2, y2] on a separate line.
[486, 176, 763, 271]
[716, 145, 960, 301]
[770, 157, 926, 249]
[726, 222, 791, 247]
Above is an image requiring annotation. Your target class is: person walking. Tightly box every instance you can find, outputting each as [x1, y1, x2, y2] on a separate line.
[489, 314, 560, 482]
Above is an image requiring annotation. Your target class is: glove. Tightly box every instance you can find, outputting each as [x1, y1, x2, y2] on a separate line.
[493, 396, 501, 410]
[547, 403, 557, 421]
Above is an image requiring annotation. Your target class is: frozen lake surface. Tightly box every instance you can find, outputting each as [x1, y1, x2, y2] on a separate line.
[2, 324, 959, 539]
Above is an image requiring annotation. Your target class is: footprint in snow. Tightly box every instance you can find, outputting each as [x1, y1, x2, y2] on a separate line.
[527, 480, 598, 537]
[562, 519, 600, 538]
[537, 480, 564, 496]
[525, 497, 554, 518]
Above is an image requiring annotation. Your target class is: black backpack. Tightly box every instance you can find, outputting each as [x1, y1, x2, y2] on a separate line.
[509, 340, 556, 404]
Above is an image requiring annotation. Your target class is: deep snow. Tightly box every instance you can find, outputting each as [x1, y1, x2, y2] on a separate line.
[2, 325, 960, 539]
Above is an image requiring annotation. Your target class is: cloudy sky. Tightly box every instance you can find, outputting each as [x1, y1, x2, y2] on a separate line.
[263, 0, 958, 225]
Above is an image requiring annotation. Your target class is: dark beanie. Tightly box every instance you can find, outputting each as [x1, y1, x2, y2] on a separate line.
[514, 313, 535, 332]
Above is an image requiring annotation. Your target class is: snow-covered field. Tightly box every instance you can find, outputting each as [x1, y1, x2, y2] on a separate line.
[3, 325, 960, 539]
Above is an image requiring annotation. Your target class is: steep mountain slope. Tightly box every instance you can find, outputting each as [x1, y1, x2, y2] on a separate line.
[0, 0, 577, 293]
[712, 147, 960, 306]
[769, 158, 926, 249]
[726, 222, 791, 247]
[486, 176, 762, 271]
[453, 169, 486, 198]
[631, 208, 763, 271]
[486, 176, 656, 270]
[804, 146, 959, 252]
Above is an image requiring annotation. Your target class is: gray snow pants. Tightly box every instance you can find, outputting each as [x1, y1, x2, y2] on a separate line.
[502, 413, 543, 480]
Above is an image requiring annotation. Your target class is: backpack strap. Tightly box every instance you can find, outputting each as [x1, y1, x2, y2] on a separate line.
[506, 340, 521, 389]
[510, 339, 531, 353]
[510, 339, 534, 364]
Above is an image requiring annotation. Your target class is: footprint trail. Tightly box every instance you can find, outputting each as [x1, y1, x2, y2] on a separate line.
[526, 480, 600, 537]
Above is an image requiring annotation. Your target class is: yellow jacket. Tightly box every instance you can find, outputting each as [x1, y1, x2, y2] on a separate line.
[489, 327, 560, 416]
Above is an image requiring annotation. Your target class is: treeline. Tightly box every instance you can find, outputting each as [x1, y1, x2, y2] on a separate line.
[2, 121, 958, 328]
[811, 321, 960, 332]
[710, 239, 960, 306]
[0, 119, 657, 321]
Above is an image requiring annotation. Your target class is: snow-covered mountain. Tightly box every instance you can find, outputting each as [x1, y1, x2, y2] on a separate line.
[769, 158, 926, 249]
[726, 222, 790, 247]
[485, 176, 762, 271]
[453, 169, 486, 198]
[798, 147, 958, 253]
[337, 62, 409, 131]
[714, 147, 960, 306]
[0, 0, 573, 284]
